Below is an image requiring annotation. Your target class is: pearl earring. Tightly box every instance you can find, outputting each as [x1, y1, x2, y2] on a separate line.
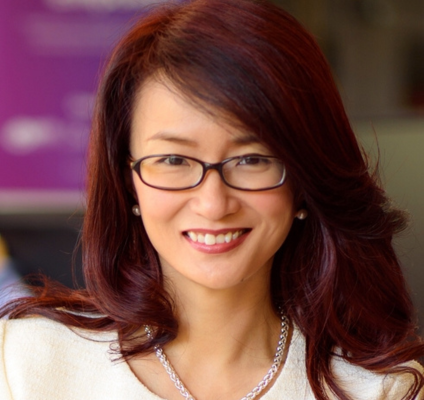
[296, 209, 308, 220]
[132, 205, 141, 216]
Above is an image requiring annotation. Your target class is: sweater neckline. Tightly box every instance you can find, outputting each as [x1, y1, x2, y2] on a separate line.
[117, 324, 305, 400]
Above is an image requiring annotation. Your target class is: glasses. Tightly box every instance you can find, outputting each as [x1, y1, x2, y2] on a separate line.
[130, 154, 286, 191]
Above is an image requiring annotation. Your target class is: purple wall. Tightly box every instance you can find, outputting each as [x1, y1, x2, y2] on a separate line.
[0, 0, 152, 203]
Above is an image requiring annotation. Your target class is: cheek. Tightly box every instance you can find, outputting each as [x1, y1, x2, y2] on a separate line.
[253, 190, 296, 244]
[134, 183, 183, 228]
[252, 188, 296, 221]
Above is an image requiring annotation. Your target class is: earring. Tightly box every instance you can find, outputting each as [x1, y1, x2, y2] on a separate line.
[296, 209, 308, 220]
[132, 205, 141, 216]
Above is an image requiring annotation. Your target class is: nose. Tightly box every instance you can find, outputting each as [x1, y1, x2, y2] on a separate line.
[189, 169, 241, 221]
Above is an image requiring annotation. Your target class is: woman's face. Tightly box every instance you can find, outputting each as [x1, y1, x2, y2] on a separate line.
[130, 79, 297, 293]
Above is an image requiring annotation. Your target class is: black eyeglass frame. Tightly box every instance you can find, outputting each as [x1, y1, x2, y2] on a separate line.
[130, 154, 286, 191]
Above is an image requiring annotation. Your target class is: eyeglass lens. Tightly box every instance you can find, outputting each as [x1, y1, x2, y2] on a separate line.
[136, 155, 285, 190]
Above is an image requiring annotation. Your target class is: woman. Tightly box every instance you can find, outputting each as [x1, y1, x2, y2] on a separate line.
[1, 0, 423, 399]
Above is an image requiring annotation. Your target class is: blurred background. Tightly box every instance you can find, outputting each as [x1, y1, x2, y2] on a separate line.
[0, 0, 423, 332]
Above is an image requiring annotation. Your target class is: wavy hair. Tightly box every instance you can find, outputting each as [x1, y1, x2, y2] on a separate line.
[4, 0, 424, 398]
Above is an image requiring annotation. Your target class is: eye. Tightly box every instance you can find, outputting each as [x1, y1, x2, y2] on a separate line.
[237, 155, 271, 166]
[157, 155, 190, 166]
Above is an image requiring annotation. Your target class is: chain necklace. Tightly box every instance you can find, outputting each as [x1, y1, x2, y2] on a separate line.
[144, 313, 289, 400]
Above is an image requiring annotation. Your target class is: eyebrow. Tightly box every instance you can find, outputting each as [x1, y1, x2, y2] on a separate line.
[147, 131, 261, 146]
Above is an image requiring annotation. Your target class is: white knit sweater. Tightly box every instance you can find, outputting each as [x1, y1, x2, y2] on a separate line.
[0, 317, 422, 399]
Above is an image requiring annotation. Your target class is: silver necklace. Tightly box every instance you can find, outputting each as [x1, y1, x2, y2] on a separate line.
[145, 314, 289, 400]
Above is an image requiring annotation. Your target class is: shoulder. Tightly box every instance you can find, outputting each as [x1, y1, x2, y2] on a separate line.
[0, 317, 90, 400]
[0, 316, 115, 357]
[0, 317, 157, 400]
[270, 325, 424, 400]
[331, 355, 424, 400]
[0, 317, 114, 385]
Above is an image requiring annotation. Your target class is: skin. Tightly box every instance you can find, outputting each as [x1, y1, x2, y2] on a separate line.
[128, 77, 298, 400]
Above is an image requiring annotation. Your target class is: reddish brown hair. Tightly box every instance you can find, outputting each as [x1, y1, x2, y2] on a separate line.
[4, 0, 424, 398]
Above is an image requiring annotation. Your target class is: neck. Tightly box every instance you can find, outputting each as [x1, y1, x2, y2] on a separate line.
[128, 271, 289, 400]
[156, 288, 285, 400]
[163, 272, 281, 366]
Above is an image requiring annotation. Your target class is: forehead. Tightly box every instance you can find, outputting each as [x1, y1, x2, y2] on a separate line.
[130, 77, 261, 149]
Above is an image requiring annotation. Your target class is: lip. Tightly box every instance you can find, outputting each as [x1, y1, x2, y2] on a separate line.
[183, 228, 251, 254]
[185, 227, 249, 234]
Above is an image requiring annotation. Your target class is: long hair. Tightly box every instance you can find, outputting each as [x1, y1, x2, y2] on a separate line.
[3, 0, 424, 398]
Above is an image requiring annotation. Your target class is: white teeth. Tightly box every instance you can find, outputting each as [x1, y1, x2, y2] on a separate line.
[216, 234, 225, 244]
[186, 230, 245, 245]
[205, 234, 216, 245]
[188, 232, 197, 241]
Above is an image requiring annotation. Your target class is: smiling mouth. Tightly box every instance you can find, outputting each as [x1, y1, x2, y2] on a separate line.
[184, 229, 250, 246]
